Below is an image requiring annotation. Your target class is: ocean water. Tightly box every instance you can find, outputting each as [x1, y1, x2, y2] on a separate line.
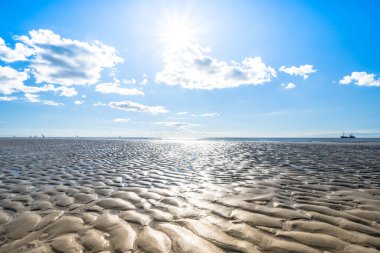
[204, 137, 380, 143]
[4, 137, 380, 143]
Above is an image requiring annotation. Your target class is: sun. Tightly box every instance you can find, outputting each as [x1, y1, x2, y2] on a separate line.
[157, 9, 200, 50]
[162, 21, 195, 49]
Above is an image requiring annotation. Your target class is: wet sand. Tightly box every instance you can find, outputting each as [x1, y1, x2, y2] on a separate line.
[0, 139, 379, 253]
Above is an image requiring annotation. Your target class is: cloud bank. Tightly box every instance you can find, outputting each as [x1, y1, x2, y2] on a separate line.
[0, 65, 79, 98]
[0, 37, 34, 62]
[0, 96, 17, 101]
[108, 101, 168, 115]
[24, 93, 62, 106]
[0, 29, 125, 105]
[0, 66, 29, 95]
[155, 44, 276, 90]
[17, 29, 123, 86]
[279, 65, 317, 79]
[96, 79, 144, 96]
[339, 72, 380, 87]
[155, 121, 200, 129]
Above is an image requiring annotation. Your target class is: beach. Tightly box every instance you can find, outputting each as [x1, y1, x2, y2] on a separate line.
[0, 138, 379, 253]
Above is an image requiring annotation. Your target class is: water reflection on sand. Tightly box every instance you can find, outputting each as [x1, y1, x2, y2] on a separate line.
[0, 139, 379, 253]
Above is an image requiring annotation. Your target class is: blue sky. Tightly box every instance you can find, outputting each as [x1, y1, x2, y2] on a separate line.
[0, 0, 379, 137]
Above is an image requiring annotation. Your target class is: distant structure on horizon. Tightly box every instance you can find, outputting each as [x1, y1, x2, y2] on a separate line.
[340, 132, 356, 138]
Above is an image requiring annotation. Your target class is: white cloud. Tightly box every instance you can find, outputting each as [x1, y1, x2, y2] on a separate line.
[21, 84, 78, 97]
[155, 121, 200, 129]
[0, 37, 34, 62]
[58, 86, 77, 97]
[122, 78, 137, 85]
[24, 93, 40, 103]
[0, 96, 17, 101]
[17, 84, 54, 94]
[155, 44, 276, 90]
[113, 118, 130, 123]
[0, 67, 78, 97]
[109, 100, 168, 115]
[123, 75, 148, 86]
[1, 30, 124, 102]
[74, 100, 83, 105]
[93, 101, 107, 107]
[24, 93, 63, 106]
[199, 112, 219, 117]
[0, 66, 28, 95]
[17, 29, 123, 86]
[281, 82, 296, 89]
[339, 72, 380, 87]
[139, 73, 148, 85]
[279, 65, 317, 79]
[43, 100, 63, 106]
[96, 79, 144, 96]
[176, 111, 188, 115]
[187, 112, 220, 117]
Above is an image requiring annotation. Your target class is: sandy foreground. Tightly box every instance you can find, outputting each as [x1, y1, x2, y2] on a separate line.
[0, 139, 379, 253]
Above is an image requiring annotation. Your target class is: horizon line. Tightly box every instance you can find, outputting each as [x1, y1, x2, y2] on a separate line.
[1, 136, 380, 139]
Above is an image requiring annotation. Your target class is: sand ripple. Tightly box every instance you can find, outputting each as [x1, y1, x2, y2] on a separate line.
[0, 139, 380, 252]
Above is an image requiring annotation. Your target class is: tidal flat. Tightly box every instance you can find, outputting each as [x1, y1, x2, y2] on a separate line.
[0, 139, 379, 253]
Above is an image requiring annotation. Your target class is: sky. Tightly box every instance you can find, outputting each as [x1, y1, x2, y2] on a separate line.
[0, 0, 380, 138]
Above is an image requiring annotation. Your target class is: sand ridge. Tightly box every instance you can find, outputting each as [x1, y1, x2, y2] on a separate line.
[0, 139, 379, 252]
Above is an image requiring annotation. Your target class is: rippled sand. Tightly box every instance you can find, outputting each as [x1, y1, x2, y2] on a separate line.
[0, 139, 380, 253]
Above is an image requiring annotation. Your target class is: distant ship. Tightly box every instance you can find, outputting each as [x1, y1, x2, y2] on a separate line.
[340, 132, 355, 138]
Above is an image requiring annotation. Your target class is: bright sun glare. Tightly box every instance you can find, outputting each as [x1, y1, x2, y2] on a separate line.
[158, 10, 199, 50]
[162, 22, 195, 49]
